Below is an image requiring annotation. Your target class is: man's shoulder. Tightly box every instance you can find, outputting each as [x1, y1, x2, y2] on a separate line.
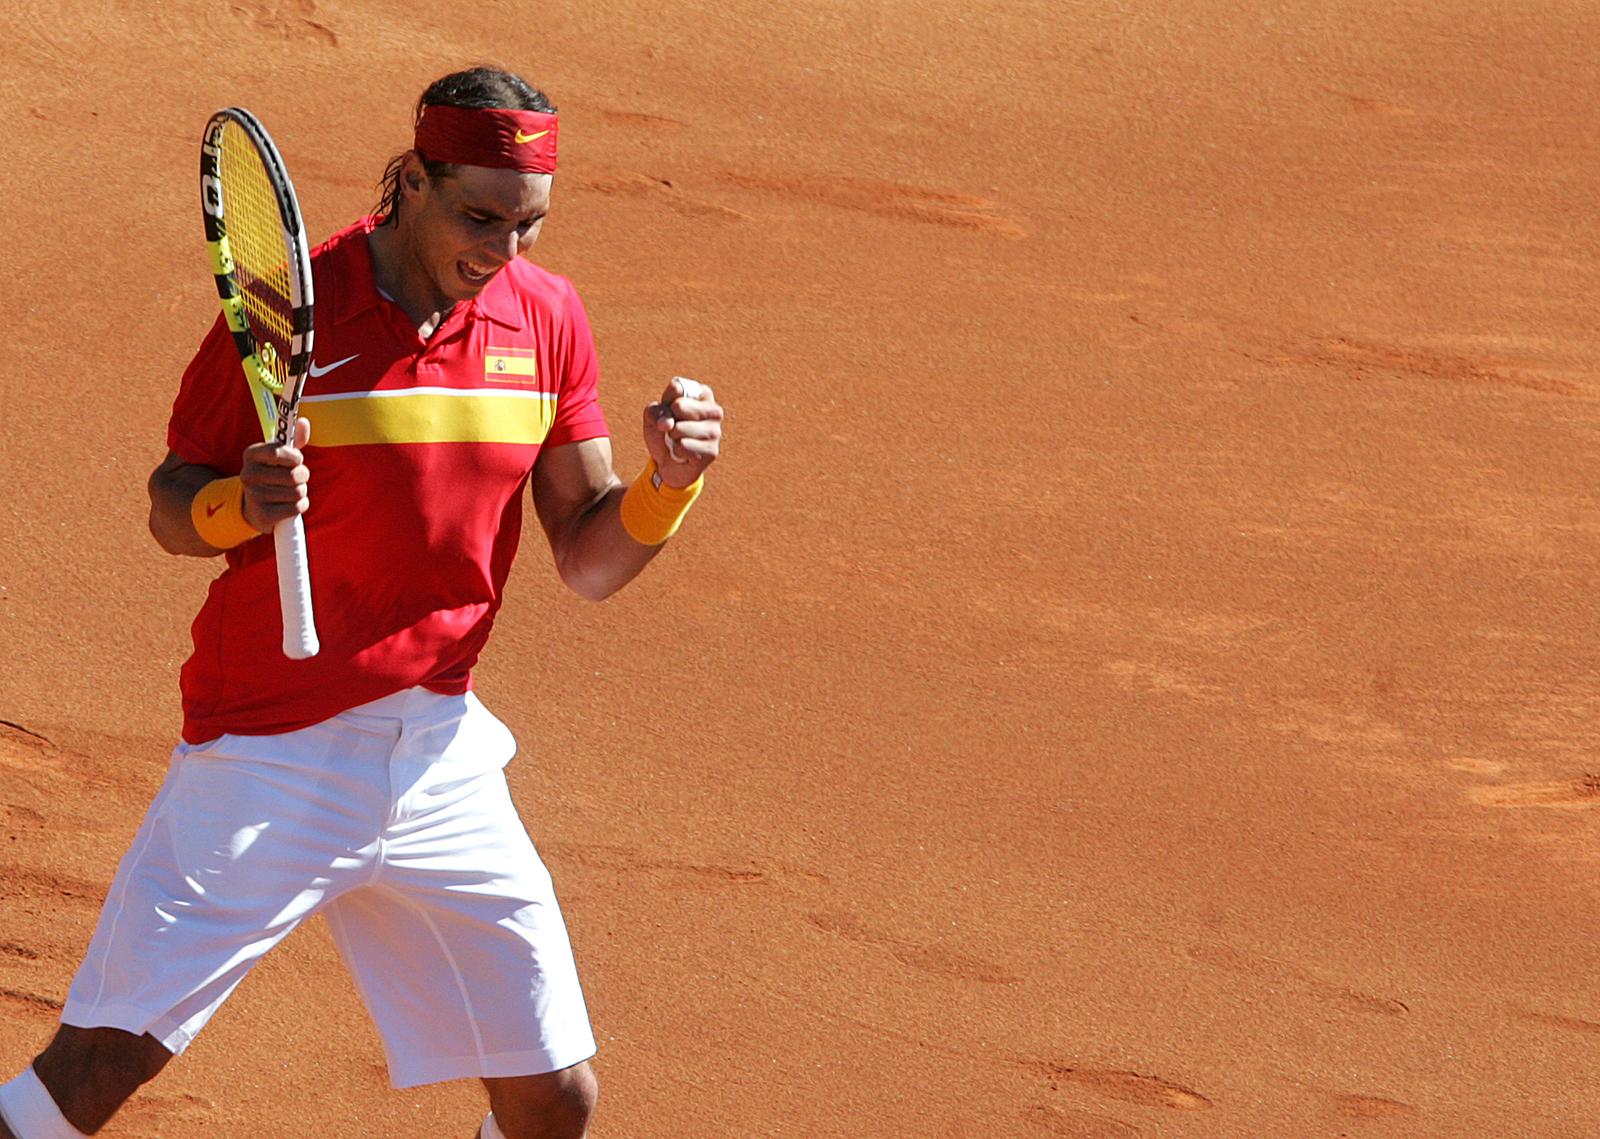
[310, 217, 375, 268]
[307, 218, 382, 326]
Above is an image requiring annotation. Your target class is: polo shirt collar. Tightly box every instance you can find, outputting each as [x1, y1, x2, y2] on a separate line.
[470, 270, 527, 331]
[324, 216, 525, 333]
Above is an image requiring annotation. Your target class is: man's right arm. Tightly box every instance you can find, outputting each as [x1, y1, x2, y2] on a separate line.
[148, 451, 232, 556]
[147, 418, 313, 557]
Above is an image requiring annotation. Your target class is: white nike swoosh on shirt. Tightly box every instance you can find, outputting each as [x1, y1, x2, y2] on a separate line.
[308, 354, 360, 378]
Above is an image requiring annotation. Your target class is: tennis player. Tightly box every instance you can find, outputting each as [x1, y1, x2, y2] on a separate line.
[0, 66, 722, 1139]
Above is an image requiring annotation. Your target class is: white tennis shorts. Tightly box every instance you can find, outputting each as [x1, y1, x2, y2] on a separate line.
[61, 688, 597, 1088]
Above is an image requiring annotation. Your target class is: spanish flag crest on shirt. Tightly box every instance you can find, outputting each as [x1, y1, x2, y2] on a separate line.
[485, 346, 537, 384]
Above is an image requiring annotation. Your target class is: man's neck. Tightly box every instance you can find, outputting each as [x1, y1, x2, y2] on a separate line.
[366, 223, 455, 338]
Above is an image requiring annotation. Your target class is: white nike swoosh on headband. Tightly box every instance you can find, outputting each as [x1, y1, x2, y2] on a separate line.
[308, 354, 360, 378]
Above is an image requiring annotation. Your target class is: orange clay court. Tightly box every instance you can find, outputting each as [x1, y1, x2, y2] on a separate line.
[4, 1, 1600, 1135]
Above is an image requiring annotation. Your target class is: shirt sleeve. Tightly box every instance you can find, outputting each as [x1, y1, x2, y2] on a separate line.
[543, 279, 611, 450]
[166, 313, 265, 473]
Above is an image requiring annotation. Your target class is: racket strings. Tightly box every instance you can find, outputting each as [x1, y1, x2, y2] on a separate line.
[218, 121, 297, 392]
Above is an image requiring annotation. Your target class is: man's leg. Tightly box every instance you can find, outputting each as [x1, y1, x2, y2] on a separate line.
[323, 695, 598, 1135]
[480, 1061, 597, 1139]
[0, 1026, 171, 1137]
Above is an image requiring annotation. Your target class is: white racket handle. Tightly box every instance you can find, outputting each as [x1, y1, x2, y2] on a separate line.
[274, 514, 320, 659]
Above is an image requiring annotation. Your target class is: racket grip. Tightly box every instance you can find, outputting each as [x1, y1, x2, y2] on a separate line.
[274, 514, 321, 659]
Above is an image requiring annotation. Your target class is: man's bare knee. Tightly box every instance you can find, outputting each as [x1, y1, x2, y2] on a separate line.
[483, 1061, 597, 1139]
[30, 1026, 172, 1134]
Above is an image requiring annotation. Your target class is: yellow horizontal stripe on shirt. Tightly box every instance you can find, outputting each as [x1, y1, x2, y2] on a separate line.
[301, 387, 557, 446]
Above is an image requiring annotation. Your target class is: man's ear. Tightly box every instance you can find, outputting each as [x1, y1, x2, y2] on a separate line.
[400, 152, 428, 197]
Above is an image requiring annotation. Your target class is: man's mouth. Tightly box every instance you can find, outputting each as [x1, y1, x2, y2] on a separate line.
[459, 260, 496, 285]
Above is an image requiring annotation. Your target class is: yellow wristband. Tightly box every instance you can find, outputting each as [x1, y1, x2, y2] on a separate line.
[619, 460, 703, 546]
[191, 476, 261, 550]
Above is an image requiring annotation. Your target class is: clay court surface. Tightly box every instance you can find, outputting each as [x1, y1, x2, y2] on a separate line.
[4, 1, 1600, 1135]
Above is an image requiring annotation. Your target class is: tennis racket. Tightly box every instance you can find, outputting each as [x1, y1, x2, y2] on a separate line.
[200, 107, 320, 659]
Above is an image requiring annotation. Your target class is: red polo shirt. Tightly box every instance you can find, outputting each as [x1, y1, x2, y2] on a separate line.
[167, 216, 610, 743]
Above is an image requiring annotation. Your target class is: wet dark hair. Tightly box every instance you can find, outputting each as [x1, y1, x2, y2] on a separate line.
[372, 67, 556, 227]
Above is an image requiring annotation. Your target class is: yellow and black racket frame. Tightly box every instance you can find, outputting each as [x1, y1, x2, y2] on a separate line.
[200, 106, 315, 445]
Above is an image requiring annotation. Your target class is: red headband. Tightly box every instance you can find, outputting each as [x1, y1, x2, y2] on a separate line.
[414, 105, 559, 173]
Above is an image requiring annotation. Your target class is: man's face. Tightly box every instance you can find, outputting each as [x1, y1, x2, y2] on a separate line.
[400, 155, 553, 305]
